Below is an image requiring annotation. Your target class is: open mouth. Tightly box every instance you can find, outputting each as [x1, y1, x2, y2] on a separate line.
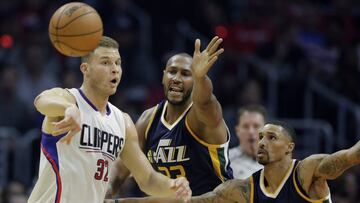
[110, 79, 117, 84]
[257, 149, 267, 155]
[169, 86, 183, 93]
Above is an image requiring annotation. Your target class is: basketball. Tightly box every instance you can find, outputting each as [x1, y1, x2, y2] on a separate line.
[48, 2, 103, 57]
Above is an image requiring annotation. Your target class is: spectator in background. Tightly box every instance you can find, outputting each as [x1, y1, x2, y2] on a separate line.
[17, 43, 59, 111]
[0, 66, 32, 133]
[229, 104, 266, 179]
[1, 181, 28, 203]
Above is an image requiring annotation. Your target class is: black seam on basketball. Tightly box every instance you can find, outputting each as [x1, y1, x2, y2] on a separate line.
[56, 3, 73, 53]
[49, 28, 102, 37]
[51, 4, 88, 29]
[54, 11, 97, 30]
[52, 40, 95, 52]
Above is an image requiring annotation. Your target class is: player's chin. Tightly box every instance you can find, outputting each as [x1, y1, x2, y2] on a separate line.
[257, 155, 268, 165]
[108, 87, 118, 95]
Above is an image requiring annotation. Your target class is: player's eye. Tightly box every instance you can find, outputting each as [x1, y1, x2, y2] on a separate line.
[270, 135, 277, 140]
[101, 61, 109, 65]
[182, 71, 191, 76]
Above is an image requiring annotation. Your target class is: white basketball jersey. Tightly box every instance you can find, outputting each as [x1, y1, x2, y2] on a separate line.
[28, 88, 126, 203]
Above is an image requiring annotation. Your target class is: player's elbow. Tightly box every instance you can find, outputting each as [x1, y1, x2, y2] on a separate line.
[33, 95, 45, 114]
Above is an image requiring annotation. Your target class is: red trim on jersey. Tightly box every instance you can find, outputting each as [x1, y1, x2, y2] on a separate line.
[41, 144, 62, 203]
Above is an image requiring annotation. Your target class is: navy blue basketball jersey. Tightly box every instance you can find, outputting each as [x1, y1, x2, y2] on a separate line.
[251, 159, 332, 203]
[145, 101, 233, 195]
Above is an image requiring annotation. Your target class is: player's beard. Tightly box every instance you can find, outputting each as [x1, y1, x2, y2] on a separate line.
[166, 87, 193, 106]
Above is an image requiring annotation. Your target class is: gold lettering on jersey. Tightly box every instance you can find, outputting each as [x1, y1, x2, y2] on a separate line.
[148, 139, 190, 163]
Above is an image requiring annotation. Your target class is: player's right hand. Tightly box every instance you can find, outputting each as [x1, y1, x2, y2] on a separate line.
[52, 104, 81, 144]
[170, 177, 192, 202]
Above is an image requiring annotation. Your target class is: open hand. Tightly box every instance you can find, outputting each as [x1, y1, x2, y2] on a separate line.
[192, 36, 224, 79]
[52, 104, 81, 144]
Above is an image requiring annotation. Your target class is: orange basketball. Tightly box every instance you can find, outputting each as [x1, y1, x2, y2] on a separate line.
[49, 2, 103, 57]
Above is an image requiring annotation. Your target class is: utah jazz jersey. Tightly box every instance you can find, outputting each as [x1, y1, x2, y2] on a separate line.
[251, 159, 332, 203]
[145, 100, 233, 195]
[28, 88, 126, 203]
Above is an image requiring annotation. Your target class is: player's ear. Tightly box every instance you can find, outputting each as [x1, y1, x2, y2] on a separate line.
[287, 142, 295, 154]
[162, 69, 166, 85]
[80, 63, 89, 75]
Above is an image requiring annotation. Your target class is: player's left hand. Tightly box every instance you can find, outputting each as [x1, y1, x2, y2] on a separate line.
[170, 177, 192, 202]
[52, 104, 81, 144]
[191, 36, 224, 79]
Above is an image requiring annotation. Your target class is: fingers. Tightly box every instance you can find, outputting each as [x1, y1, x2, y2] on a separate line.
[173, 177, 191, 201]
[194, 39, 201, 54]
[206, 56, 219, 71]
[60, 127, 80, 144]
[52, 125, 73, 136]
[210, 48, 224, 59]
[53, 117, 72, 129]
[205, 36, 219, 52]
[60, 131, 76, 144]
[208, 37, 223, 55]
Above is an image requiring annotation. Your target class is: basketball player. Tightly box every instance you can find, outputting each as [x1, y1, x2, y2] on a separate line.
[229, 105, 266, 179]
[28, 36, 191, 203]
[108, 121, 360, 203]
[110, 36, 233, 196]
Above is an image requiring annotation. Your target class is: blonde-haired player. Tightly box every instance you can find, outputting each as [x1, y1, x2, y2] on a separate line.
[28, 36, 191, 203]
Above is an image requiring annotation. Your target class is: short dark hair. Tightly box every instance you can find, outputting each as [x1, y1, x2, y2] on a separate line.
[81, 36, 119, 63]
[237, 104, 267, 123]
[266, 120, 296, 142]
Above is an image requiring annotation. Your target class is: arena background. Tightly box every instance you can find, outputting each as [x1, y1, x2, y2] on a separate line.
[0, 0, 360, 202]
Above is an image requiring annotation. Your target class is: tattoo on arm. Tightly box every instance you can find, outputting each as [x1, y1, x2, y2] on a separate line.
[317, 150, 352, 179]
[191, 179, 252, 203]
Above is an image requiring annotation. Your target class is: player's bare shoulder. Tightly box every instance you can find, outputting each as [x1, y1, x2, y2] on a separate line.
[136, 105, 159, 135]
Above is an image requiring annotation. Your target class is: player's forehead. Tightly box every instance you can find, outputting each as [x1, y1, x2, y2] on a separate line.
[259, 124, 283, 136]
[165, 55, 192, 70]
[93, 47, 120, 60]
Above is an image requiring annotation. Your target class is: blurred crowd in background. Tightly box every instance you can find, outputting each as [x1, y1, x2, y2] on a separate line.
[1, 0, 360, 202]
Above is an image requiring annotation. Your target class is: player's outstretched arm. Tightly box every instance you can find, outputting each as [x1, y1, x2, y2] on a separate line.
[34, 88, 80, 143]
[34, 87, 76, 117]
[108, 107, 156, 197]
[187, 36, 227, 144]
[105, 179, 252, 203]
[314, 140, 360, 180]
[298, 140, 360, 195]
[190, 36, 224, 127]
[120, 113, 191, 200]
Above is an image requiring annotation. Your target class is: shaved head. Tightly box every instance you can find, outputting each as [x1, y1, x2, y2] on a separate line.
[166, 53, 192, 67]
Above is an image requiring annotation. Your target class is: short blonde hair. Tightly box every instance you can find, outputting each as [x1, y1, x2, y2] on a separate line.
[81, 36, 119, 63]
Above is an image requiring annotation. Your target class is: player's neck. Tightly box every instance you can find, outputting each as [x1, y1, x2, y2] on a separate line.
[165, 101, 191, 124]
[263, 157, 293, 191]
[80, 85, 109, 114]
